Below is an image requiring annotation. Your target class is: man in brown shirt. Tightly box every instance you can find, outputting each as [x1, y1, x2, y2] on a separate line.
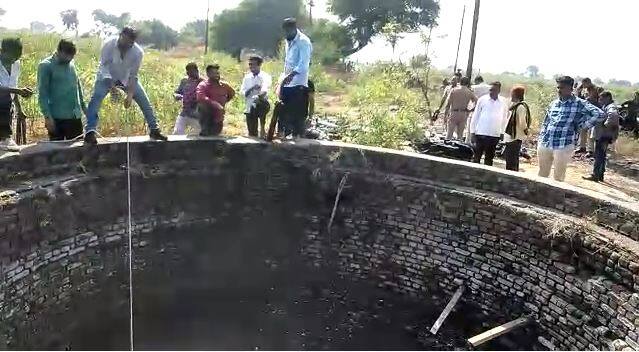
[196, 64, 236, 136]
[445, 77, 477, 140]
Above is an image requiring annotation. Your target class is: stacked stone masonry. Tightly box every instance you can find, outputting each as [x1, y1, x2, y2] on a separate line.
[1, 138, 638, 350]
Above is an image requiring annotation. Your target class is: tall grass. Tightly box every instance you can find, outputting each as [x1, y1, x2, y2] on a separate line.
[1, 32, 296, 139]
[340, 63, 425, 149]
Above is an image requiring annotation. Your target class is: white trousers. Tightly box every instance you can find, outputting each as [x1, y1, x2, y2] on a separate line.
[537, 144, 574, 182]
[173, 114, 201, 135]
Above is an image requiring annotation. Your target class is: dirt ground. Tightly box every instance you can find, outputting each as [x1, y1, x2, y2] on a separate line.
[494, 155, 639, 204]
[314, 86, 639, 205]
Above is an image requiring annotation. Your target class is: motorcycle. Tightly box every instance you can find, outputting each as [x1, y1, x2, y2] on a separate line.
[618, 104, 639, 137]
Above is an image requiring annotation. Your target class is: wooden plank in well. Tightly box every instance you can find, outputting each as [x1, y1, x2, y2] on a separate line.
[467, 317, 530, 347]
[430, 286, 464, 335]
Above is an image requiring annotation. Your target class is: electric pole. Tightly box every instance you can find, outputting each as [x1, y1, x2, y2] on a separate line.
[453, 5, 466, 74]
[204, 0, 210, 54]
[466, 0, 480, 79]
[308, 0, 315, 26]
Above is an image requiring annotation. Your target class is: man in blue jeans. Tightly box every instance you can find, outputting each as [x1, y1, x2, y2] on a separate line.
[583, 91, 620, 182]
[84, 26, 167, 145]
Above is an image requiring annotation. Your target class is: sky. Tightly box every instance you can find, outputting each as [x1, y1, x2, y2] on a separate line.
[0, 0, 637, 82]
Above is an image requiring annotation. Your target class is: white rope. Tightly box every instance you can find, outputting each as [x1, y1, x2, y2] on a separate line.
[126, 107, 135, 351]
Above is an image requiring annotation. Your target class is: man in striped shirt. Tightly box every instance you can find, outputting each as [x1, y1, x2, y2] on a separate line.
[537, 76, 604, 182]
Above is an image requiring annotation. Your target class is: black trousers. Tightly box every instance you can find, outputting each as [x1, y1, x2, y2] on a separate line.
[245, 99, 271, 137]
[592, 137, 612, 181]
[197, 103, 224, 136]
[503, 140, 523, 171]
[280, 86, 307, 137]
[48, 119, 83, 141]
[0, 102, 12, 140]
[473, 135, 501, 166]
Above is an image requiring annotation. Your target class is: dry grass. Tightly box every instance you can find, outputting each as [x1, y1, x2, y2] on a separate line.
[613, 135, 639, 158]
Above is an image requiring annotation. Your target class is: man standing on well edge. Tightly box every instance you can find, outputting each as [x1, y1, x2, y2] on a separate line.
[38, 39, 86, 141]
[537, 76, 604, 182]
[196, 64, 235, 136]
[173, 62, 203, 135]
[240, 55, 271, 138]
[280, 18, 313, 138]
[0, 38, 33, 150]
[84, 26, 168, 145]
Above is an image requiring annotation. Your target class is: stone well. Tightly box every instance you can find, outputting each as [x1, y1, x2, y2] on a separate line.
[1, 138, 639, 350]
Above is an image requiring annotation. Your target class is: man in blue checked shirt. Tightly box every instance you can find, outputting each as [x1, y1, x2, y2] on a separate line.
[537, 76, 604, 182]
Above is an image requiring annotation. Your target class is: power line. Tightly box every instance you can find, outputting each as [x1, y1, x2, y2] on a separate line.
[453, 5, 466, 74]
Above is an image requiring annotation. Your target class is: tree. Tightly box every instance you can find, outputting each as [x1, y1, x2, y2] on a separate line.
[92, 9, 130, 36]
[180, 20, 207, 45]
[306, 18, 354, 64]
[594, 78, 604, 86]
[0, 8, 5, 18]
[30, 21, 55, 33]
[525, 65, 539, 78]
[608, 79, 632, 87]
[329, 0, 439, 55]
[211, 0, 304, 58]
[134, 19, 179, 50]
[60, 9, 79, 36]
[381, 21, 406, 55]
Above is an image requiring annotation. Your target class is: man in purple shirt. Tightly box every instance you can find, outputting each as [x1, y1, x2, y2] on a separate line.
[173, 62, 203, 135]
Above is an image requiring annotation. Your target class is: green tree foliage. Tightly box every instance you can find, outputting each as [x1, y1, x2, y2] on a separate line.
[609, 79, 632, 87]
[210, 0, 304, 58]
[60, 9, 79, 35]
[526, 65, 539, 78]
[92, 9, 131, 36]
[329, 0, 439, 55]
[306, 19, 354, 65]
[30, 21, 55, 33]
[381, 21, 406, 54]
[180, 20, 207, 45]
[134, 19, 179, 50]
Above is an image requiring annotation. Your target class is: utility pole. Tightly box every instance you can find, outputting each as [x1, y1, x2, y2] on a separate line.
[466, 0, 480, 79]
[308, 0, 315, 26]
[453, 5, 466, 74]
[204, 0, 210, 54]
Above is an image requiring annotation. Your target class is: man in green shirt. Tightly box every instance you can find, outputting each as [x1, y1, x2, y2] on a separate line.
[37, 39, 86, 141]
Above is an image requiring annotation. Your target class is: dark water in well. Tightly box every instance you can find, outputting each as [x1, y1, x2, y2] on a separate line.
[63, 224, 540, 351]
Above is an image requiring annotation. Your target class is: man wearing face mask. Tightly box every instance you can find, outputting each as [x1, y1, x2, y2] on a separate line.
[84, 26, 167, 145]
[37, 39, 86, 141]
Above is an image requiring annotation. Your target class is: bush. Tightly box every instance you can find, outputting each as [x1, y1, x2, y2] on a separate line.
[339, 63, 424, 148]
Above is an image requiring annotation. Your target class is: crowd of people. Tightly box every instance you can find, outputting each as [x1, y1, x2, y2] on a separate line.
[435, 72, 631, 183]
[0, 17, 314, 152]
[1, 15, 636, 185]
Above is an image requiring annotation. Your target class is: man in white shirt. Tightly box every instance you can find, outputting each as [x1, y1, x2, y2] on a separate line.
[240, 55, 272, 138]
[464, 76, 492, 143]
[470, 81, 508, 166]
[471, 76, 491, 98]
[0, 38, 33, 150]
[280, 17, 313, 138]
[84, 26, 167, 145]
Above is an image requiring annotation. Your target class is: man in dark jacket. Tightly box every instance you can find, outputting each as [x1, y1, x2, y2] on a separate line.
[583, 91, 620, 182]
